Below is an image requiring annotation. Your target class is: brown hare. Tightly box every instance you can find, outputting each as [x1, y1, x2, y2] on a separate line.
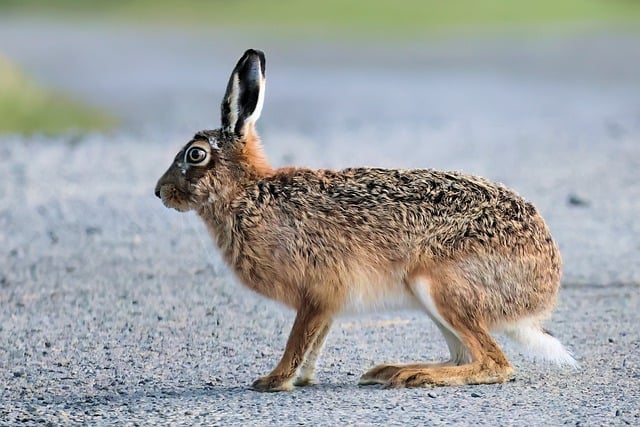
[155, 49, 576, 392]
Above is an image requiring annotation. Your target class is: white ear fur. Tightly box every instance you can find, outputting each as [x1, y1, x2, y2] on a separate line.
[242, 71, 265, 131]
[225, 73, 241, 134]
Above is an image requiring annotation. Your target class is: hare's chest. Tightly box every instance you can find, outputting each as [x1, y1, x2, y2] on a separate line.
[228, 249, 303, 309]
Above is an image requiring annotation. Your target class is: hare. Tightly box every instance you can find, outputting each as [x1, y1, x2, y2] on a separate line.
[155, 49, 576, 392]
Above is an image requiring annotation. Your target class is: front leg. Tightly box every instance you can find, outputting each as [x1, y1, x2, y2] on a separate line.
[251, 304, 331, 392]
[294, 321, 332, 386]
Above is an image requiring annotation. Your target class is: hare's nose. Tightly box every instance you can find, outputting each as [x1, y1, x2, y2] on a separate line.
[154, 188, 161, 198]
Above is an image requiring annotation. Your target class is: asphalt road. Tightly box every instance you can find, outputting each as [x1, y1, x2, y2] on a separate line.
[1, 18, 639, 425]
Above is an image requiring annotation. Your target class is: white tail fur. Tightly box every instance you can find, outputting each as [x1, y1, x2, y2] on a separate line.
[502, 320, 578, 368]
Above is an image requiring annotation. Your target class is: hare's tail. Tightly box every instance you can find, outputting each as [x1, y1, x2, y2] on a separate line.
[502, 320, 578, 368]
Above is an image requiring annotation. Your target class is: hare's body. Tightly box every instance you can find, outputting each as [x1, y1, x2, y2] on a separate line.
[203, 165, 559, 322]
[156, 50, 575, 392]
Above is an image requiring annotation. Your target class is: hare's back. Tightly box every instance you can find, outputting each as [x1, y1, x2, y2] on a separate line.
[249, 167, 549, 251]
[265, 167, 537, 219]
[333, 167, 532, 215]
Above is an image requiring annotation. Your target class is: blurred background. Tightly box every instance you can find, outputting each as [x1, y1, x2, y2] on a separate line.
[0, 1, 639, 285]
[1, 0, 639, 135]
[2, 4, 640, 423]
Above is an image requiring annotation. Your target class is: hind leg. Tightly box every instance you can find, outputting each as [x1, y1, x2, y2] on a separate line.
[360, 362, 448, 385]
[385, 274, 514, 388]
[359, 323, 469, 385]
[385, 330, 514, 388]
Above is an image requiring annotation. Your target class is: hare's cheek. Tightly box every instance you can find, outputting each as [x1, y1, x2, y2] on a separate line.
[191, 181, 215, 204]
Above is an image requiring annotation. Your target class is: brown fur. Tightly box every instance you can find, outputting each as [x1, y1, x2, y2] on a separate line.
[155, 49, 571, 392]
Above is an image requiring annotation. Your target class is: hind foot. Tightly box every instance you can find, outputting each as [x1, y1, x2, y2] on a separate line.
[384, 365, 515, 389]
[359, 362, 449, 385]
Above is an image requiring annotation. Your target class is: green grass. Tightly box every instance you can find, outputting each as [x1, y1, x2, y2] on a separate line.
[2, 0, 640, 37]
[0, 55, 115, 134]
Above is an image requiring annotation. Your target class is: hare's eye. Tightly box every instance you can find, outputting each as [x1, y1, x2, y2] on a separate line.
[186, 147, 207, 164]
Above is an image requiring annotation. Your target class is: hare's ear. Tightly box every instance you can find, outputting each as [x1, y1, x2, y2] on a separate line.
[221, 49, 266, 137]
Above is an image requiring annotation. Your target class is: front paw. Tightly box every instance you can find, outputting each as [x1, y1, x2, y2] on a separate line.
[293, 375, 316, 387]
[251, 375, 295, 392]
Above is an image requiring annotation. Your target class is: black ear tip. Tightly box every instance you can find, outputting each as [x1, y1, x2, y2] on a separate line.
[242, 49, 266, 74]
[244, 48, 265, 58]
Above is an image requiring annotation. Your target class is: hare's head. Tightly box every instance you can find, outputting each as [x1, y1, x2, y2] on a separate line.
[155, 49, 271, 212]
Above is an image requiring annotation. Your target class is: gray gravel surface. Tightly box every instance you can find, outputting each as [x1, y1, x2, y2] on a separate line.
[1, 18, 639, 425]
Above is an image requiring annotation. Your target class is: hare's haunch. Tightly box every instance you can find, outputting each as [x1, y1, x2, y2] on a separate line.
[155, 49, 576, 392]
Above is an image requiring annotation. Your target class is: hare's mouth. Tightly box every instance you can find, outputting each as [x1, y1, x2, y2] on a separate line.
[157, 185, 191, 212]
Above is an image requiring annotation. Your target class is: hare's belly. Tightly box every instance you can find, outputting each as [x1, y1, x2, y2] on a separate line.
[339, 274, 421, 316]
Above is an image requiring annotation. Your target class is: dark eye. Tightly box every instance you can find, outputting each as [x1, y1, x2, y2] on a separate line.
[186, 147, 207, 164]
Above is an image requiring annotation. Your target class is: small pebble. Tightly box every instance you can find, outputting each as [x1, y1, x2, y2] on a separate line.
[567, 193, 590, 207]
[85, 226, 102, 235]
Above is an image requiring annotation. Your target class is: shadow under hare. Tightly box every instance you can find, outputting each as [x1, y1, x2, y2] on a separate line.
[155, 49, 576, 392]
